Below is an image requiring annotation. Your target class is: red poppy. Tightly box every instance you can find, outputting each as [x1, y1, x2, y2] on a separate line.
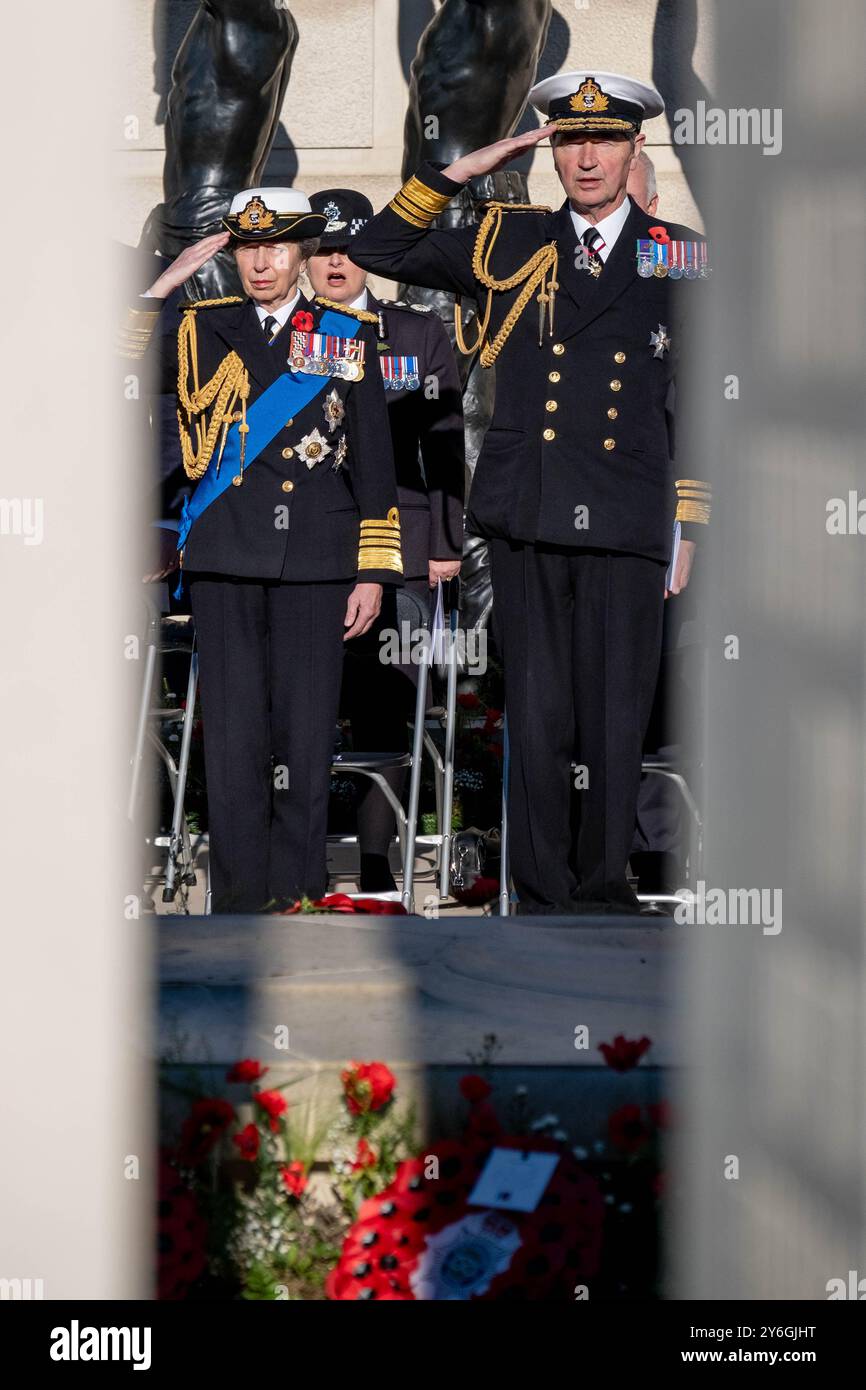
[464, 1099, 504, 1146]
[457, 692, 481, 710]
[280, 1161, 308, 1197]
[341, 1060, 396, 1115]
[177, 1098, 235, 1168]
[226, 1059, 268, 1084]
[351, 1138, 378, 1171]
[291, 309, 314, 332]
[459, 1074, 492, 1104]
[598, 1034, 652, 1072]
[648, 1099, 673, 1130]
[232, 1123, 260, 1162]
[282, 894, 406, 916]
[608, 1103, 651, 1155]
[648, 225, 670, 244]
[254, 1089, 288, 1132]
[482, 708, 503, 734]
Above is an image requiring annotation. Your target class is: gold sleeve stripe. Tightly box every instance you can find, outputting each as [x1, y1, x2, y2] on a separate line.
[675, 479, 712, 491]
[358, 509, 402, 572]
[358, 549, 404, 573]
[388, 175, 454, 228]
[676, 501, 711, 524]
[117, 305, 160, 360]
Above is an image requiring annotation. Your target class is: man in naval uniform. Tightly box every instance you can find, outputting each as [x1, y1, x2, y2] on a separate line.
[305, 188, 464, 894]
[351, 72, 712, 915]
[136, 188, 403, 913]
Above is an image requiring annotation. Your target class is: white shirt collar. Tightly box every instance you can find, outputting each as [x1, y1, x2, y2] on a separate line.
[569, 196, 632, 261]
[253, 287, 302, 328]
[348, 288, 369, 312]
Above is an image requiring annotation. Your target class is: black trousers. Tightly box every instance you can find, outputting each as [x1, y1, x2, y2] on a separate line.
[488, 541, 667, 914]
[188, 573, 352, 913]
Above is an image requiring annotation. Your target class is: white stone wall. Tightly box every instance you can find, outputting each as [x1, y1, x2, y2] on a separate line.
[115, 0, 714, 248]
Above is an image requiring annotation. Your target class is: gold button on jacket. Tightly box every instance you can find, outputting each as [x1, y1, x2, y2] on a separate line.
[543, 428, 556, 441]
[552, 343, 565, 356]
[281, 480, 294, 493]
[545, 400, 558, 412]
[614, 351, 626, 364]
[281, 447, 294, 459]
[609, 379, 622, 392]
[603, 438, 616, 451]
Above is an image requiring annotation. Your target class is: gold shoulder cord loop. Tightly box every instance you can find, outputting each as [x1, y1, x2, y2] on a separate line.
[176, 301, 250, 482]
[454, 202, 558, 367]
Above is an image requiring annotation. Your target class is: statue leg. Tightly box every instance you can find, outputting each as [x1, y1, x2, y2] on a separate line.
[144, 0, 298, 299]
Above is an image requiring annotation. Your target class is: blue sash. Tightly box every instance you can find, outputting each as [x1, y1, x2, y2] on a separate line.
[177, 307, 360, 554]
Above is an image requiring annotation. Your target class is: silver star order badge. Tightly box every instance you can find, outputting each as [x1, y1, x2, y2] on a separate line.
[649, 323, 671, 358]
[323, 388, 345, 433]
[332, 436, 348, 472]
[298, 427, 332, 470]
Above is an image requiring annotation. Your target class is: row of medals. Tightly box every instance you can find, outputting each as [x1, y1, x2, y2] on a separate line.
[636, 240, 712, 279]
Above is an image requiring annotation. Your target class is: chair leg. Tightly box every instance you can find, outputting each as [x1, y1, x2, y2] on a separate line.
[128, 626, 159, 822]
[402, 659, 429, 913]
[499, 716, 511, 916]
[438, 613, 459, 899]
[164, 647, 198, 903]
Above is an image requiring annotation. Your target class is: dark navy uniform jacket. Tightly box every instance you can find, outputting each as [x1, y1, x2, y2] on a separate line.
[352, 162, 708, 565]
[137, 290, 403, 586]
[366, 290, 464, 579]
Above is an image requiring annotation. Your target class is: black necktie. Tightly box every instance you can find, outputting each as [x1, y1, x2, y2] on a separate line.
[581, 226, 607, 256]
[262, 314, 279, 343]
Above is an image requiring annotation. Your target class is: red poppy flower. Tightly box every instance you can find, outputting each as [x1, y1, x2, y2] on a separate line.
[280, 1161, 308, 1197]
[282, 893, 406, 916]
[464, 1099, 504, 1146]
[648, 225, 670, 244]
[176, 1098, 235, 1168]
[232, 1122, 260, 1162]
[608, 1103, 651, 1155]
[350, 1138, 378, 1171]
[226, 1059, 269, 1084]
[291, 309, 314, 332]
[598, 1034, 652, 1072]
[457, 692, 481, 710]
[647, 1099, 673, 1130]
[254, 1089, 288, 1132]
[459, 1074, 492, 1104]
[341, 1060, 396, 1115]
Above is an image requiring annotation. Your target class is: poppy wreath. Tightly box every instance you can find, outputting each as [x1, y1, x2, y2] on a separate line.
[326, 1130, 604, 1301]
[157, 1153, 208, 1300]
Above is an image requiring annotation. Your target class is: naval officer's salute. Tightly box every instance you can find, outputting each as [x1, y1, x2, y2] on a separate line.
[352, 71, 712, 915]
[141, 187, 403, 913]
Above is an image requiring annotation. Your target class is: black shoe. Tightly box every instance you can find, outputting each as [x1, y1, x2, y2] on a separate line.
[359, 853, 398, 894]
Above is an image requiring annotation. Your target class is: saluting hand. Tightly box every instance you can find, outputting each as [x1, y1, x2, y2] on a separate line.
[343, 582, 383, 640]
[145, 231, 232, 300]
[443, 125, 556, 185]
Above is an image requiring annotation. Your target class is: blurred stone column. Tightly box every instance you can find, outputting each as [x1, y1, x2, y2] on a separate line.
[673, 0, 866, 1298]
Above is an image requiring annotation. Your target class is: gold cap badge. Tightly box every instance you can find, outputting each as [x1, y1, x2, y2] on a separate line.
[570, 78, 610, 113]
[237, 196, 276, 234]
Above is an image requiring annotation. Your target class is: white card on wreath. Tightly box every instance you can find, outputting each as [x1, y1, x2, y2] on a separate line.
[467, 1148, 560, 1213]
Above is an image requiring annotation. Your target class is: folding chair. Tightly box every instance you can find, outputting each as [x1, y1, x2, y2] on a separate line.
[128, 592, 200, 907]
[331, 579, 460, 913]
[496, 713, 705, 915]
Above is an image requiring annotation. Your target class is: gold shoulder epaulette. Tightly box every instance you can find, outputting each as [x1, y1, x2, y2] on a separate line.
[314, 295, 379, 325]
[178, 295, 244, 312]
[455, 203, 559, 367]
